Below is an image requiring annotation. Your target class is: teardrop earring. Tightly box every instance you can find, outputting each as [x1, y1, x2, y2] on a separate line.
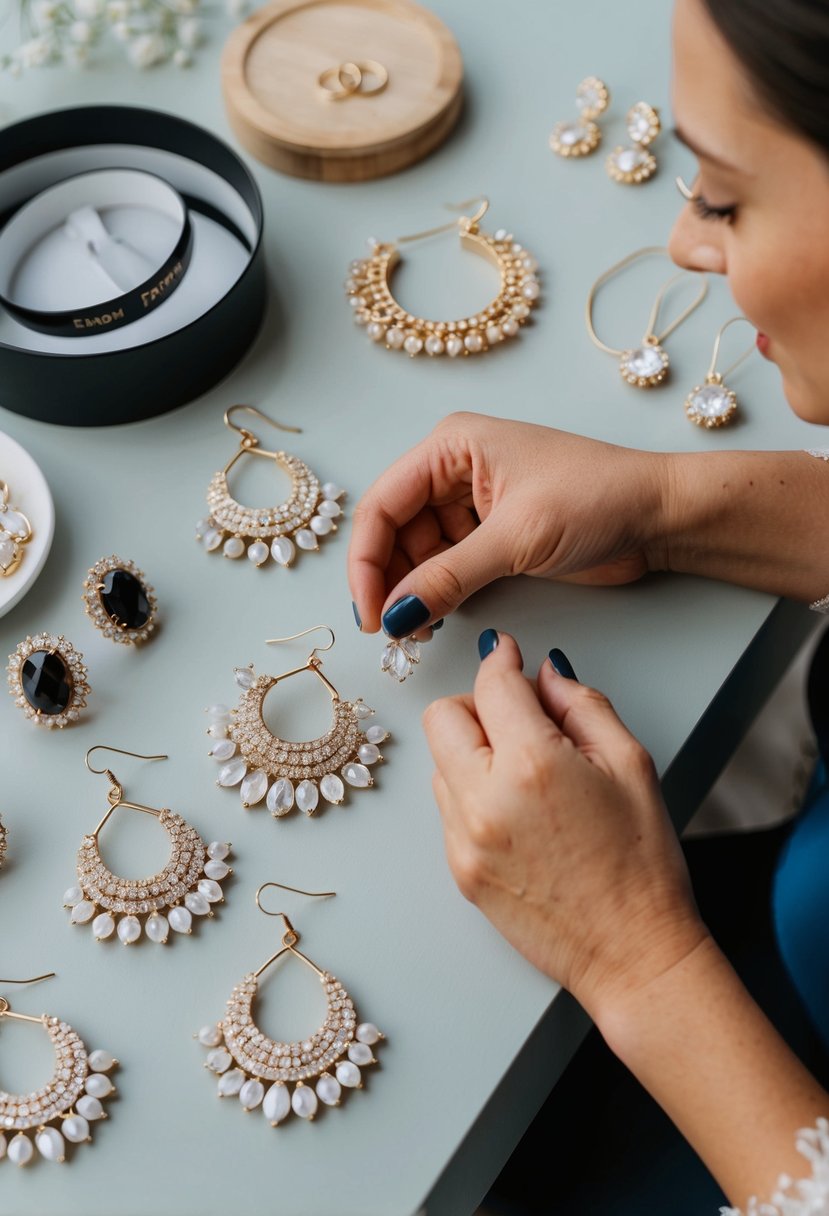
[195, 405, 346, 567]
[195, 882, 384, 1123]
[63, 747, 232, 945]
[0, 972, 118, 1166]
[207, 626, 389, 818]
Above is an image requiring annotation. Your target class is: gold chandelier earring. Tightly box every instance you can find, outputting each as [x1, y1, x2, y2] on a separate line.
[195, 406, 346, 568]
[0, 972, 118, 1166]
[196, 882, 384, 1123]
[685, 316, 755, 428]
[345, 197, 541, 358]
[586, 246, 708, 388]
[63, 746, 232, 945]
[549, 76, 610, 158]
[207, 626, 388, 819]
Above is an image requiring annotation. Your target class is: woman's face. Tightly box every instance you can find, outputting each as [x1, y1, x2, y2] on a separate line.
[670, 0, 829, 423]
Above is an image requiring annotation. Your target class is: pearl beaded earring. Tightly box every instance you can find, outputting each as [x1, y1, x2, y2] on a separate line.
[549, 76, 611, 158]
[196, 882, 384, 1123]
[607, 101, 661, 184]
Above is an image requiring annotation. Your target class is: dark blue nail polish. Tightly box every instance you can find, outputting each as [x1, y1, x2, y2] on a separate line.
[548, 648, 578, 680]
[478, 629, 499, 660]
[382, 595, 430, 639]
[432, 618, 444, 631]
[352, 601, 362, 630]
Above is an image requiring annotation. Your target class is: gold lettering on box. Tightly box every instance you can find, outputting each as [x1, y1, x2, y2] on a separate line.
[141, 260, 184, 308]
[72, 307, 125, 330]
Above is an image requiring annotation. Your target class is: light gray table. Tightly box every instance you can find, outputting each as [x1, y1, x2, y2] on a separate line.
[0, 3, 824, 1214]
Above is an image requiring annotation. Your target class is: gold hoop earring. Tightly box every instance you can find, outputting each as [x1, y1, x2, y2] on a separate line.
[0, 972, 118, 1165]
[607, 101, 661, 184]
[685, 316, 755, 428]
[585, 246, 708, 388]
[196, 883, 384, 1122]
[346, 197, 541, 358]
[549, 76, 610, 158]
[208, 627, 389, 818]
[63, 747, 232, 945]
[195, 406, 346, 567]
[7, 633, 90, 728]
[0, 481, 32, 578]
[82, 555, 158, 644]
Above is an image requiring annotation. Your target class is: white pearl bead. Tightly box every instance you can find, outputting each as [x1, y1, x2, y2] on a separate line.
[247, 541, 269, 566]
[522, 254, 538, 272]
[117, 915, 141, 945]
[386, 327, 405, 349]
[464, 331, 483, 353]
[321, 482, 345, 501]
[206, 1048, 232, 1073]
[356, 1022, 380, 1045]
[8, 1133, 33, 1166]
[501, 317, 519, 337]
[198, 879, 223, 903]
[367, 321, 385, 342]
[206, 703, 230, 719]
[217, 1068, 244, 1096]
[485, 324, 502, 344]
[342, 762, 372, 788]
[207, 842, 230, 861]
[267, 777, 294, 817]
[168, 905, 192, 933]
[203, 528, 222, 552]
[217, 758, 246, 787]
[263, 1082, 291, 1124]
[71, 900, 95, 924]
[271, 536, 295, 566]
[511, 301, 530, 319]
[239, 1079, 265, 1110]
[204, 859, 230, 880]
[62, 1115, 90, 1143]
[145, 913, 169, 943]
[206, 722, 228, 740]
[291, 1084, 318, 1119]
[403, 334, 423, 356]
[198, 1025, 222, 1047]
[494, 227, 509, 241]
[35, 1126, 65, 1162]
[185, 891, 211, 916]
[521, 279, 540, 300]
[63, 886, 83, 907]
[357, 743, 381, 765]
[335, 1061, 362, 1088]
[209, 740, 236, 762]
[446, 334, 464, 357]
[223, 536, 245, 559]
[310, 514, 333, 536]
[88, 1049, 116, 1072]
[318, 499, 342, 518]
[316, 1074, 341, 1106]
[92, 913, 115, 940]
[295, 528, 318, 551]
[365, 725, 388, 744]
[425, 335, 445, 356]
[76, 1095, 104, 1120]
[295, 780, 319, 815]
[320, 773, 345, 804]
[348, 1041, 374, 1065]
[85, 1073, 114, 1099]
[240, 769, 268, 806]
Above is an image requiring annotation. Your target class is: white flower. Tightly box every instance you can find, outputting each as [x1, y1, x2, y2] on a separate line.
[127, 31, 167, 67]
[69, 20, 94, 42]
[17, 36, 53, 67]
[74, 0, 102, 16]
[176, 16, 201, 47]
[172, 47, 190, 66]
[31, 0, 60, 26]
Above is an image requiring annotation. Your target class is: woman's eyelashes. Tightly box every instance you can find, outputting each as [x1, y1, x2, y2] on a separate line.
[692, 192, 737, 222]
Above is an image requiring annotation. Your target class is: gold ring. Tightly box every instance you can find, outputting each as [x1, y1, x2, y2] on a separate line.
[318, 62, 362, 101]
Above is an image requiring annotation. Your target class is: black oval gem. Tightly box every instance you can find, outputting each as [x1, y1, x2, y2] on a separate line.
[21, 650, 73, 715]
[99, 569, 150, 630]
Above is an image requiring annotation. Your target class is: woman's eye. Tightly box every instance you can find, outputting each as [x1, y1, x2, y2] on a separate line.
[693, 193, 737, 222]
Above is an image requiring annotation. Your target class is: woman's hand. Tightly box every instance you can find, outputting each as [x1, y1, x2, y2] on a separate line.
[423, 630, 707, 1021]
[348, 412, 669, 636]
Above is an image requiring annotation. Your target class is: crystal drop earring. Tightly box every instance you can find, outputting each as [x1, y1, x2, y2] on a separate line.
[685, 316, 755, 428]
[208, 626, 389, 818]
[607, 101, 661, 184]
[549, 76, 610, 158]
[0, 972, 118, 1166]
[195, 406, 346, 567]
[586, 246, 708, 388]
[195, 882, 384, 1123]
[0, 481, 32, 578]
[63, 746, 232, 945]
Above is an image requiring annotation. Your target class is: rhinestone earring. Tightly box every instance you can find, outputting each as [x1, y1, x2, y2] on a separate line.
[346, 196, 540, 358]
[549, 76, 610, 158]
[607, 101, 661, 184]
[63, 746, 232, 945]
[7, 633, 90, 728]
[196, 882, 384, 1122]
[586, 246, 708, 388]
[0, 972, 118, 1166]
[0, 481, 32, 578]
[82, 555, 158, 644]
[208, 626, 388, 818]
[195, 405, 346, 567]
[685, 316, 755, 429]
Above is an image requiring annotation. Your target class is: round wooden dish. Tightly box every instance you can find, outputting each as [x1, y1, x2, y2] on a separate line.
[221, 0, 464, 182]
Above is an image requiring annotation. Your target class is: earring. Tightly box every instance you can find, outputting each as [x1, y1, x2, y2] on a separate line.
[0, 814, 7, 870]
[195, 406, 346, 567]
[0, 972, 118, 1166]
[549, 76, 610, 158]
[82, 556, 158, 644]
[196, 883, 383, 1122]
[346, 197, 540, 358]
[0, 481, 32, 578]
[208, 626, 388, 818]
[586, 246, 708, 388]
[380, 633, 431, 682]
[63, 747, 232, 945]
[607, 102, 661, 184]
[685, 316, 755, 429]
[7, 633, 90, 728]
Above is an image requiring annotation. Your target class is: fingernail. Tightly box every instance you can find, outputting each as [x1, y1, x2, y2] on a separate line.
[548, 648, 578, 680]
[382, 595, 430, 639]
[478, 628, 499, 660]
[432, 618, 444, 631]
[352, 601, 362, 631]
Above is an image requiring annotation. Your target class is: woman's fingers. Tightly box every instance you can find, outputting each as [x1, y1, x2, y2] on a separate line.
[473, 632, 563, 749]
[422, 692, 490, 795]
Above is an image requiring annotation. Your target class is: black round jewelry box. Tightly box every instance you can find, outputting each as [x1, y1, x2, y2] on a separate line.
[0, 105, 266, 427]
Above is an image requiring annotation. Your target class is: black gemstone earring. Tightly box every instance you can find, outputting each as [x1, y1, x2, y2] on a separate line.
[7, 633, 91, 728]
[82, 555, 158, 645]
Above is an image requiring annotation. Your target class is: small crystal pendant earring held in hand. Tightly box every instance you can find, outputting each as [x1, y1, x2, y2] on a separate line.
[685, 316, 755, 428]
[63, 746, 232, 945]
[195, 405, 346, 567]
[549, 76, 610, 158]
[607, 101, 661, 184]
[586, 246, 708, 388]
[208, 626, 388, 818]
[196, 882, 384, 1123]
[0, 481, 32, 577]
[0, 972, 118, 1166]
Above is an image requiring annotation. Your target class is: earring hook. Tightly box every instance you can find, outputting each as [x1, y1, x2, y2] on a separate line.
[708, 315, 755, 381]
[266, 625, 335, 659]
[0, 972, 55, 986]
[85, 746, 168, 777]
[396, 196, 490, 245]
[255, 882, 337, 921]
[224, 405, 302, 449]
[0, 972, 56, 1022]
[85, 747, 168, 829]
[253, 883, 336, 978]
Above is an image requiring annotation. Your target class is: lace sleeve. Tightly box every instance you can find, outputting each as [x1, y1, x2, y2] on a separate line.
[805, 451, 829, 612]
[719, 1118, 829, 1216]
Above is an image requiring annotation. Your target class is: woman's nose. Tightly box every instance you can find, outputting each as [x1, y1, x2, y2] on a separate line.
[668, 204, 728, 274]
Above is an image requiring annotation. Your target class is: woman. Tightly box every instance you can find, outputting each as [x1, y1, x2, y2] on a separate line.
[347, 0, 829, 1212]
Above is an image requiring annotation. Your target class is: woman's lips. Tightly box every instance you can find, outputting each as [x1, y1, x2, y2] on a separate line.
[756, 331, 771, 357]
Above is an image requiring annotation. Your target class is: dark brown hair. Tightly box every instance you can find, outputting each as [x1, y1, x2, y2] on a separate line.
[701, 0, 829, 151]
